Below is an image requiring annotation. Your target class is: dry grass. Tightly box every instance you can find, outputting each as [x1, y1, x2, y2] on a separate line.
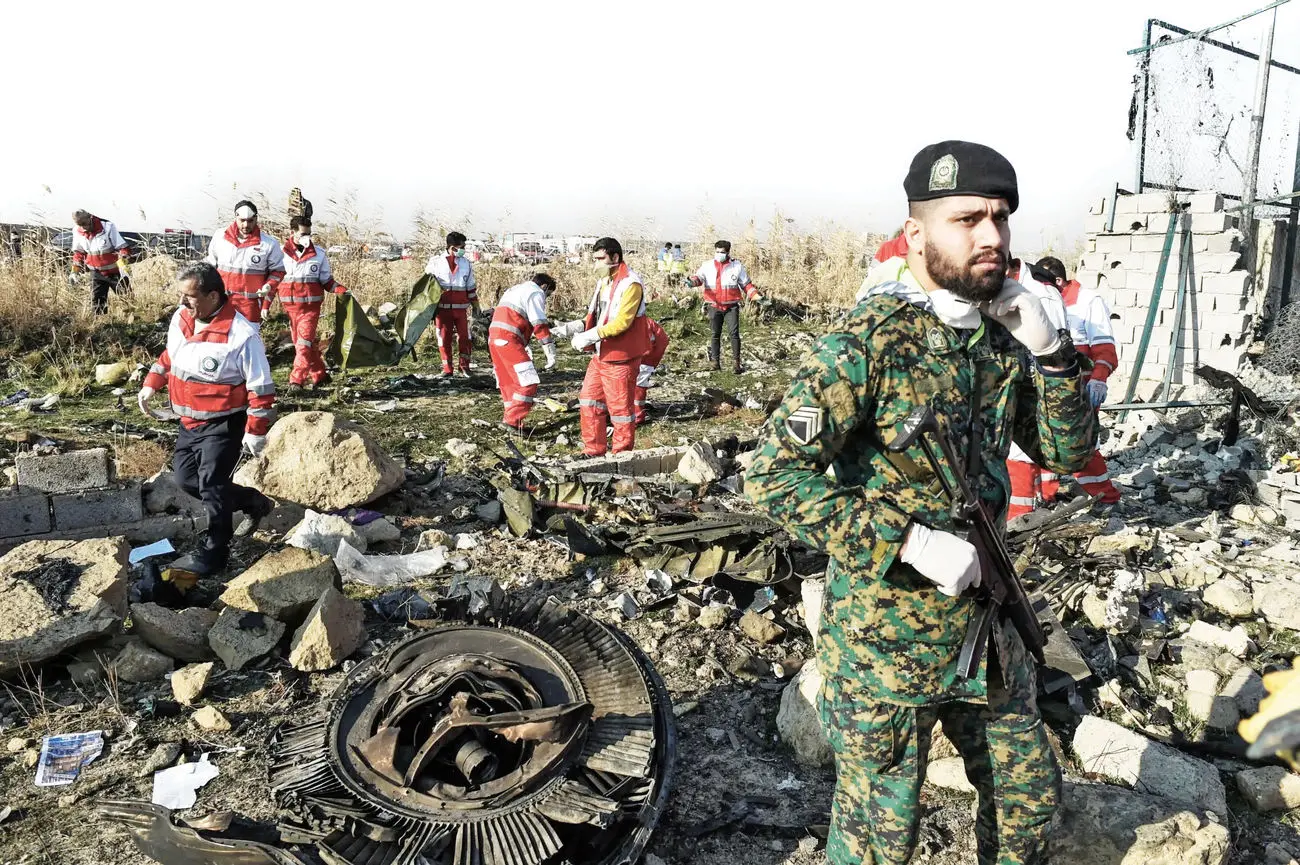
[0, 199, 1077, 363]
[113, 438, 171, 479]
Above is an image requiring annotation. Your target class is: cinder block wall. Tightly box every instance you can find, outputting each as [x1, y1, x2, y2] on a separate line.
[1076, 191, 1293, 398]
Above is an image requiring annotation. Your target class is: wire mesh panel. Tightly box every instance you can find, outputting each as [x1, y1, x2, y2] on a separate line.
[1135, 7, 1300, 220]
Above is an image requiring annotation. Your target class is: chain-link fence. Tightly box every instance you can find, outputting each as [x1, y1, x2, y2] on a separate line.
[1132, 4, 1300, 217]
[1131, 2, 1300, 316]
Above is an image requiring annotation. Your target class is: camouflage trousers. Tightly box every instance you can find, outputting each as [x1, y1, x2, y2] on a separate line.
[819, 646, 1060, 864]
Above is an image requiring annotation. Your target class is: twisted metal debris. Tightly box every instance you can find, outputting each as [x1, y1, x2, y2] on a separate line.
[269, 596, 675, 865]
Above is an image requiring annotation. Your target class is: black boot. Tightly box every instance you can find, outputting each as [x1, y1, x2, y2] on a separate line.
[169, 544, 228, 577]
[233, 492, 275, 538]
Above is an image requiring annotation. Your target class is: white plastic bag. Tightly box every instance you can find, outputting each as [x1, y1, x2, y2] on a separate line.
[334, 539, 449, 587]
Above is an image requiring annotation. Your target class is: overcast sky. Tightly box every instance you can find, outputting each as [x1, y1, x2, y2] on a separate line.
[3, 0, 1297, 248]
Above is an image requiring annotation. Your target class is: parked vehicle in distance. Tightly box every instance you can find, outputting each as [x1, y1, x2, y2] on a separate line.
[464, 240, 501, 263]
[366, 243, 404, 262]
[46, 227, 212, 264]
[504, 241, 552, 265]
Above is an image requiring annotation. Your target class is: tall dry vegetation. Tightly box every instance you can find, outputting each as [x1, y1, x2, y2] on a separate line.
[0, 194, 1074, 365]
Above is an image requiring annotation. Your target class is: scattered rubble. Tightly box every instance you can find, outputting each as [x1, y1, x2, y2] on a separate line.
[776, 661, 831, 767]
[1236, 766, 1300, 813]
[1051, 782, 1230, 865]
[170, 661, 215, 706]
[190, 706, 231, 733]
[217, 546, 338, 623]
[287, 587, 365, 672]
[112, 640, 174, 683]
[0, 536, 129, 676]
[234, 411, 405, 510]
[1072, 715, 1227, 814]
[129, 603, 218, 662]
[207, 608, 286, 671]
[285, 509, 369, 557]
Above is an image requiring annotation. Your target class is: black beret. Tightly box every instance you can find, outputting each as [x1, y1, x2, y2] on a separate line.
[904, 141, 1019, 213]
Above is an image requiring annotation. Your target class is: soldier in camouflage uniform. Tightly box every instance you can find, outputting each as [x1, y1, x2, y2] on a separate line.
[746, 141, 1096, 865]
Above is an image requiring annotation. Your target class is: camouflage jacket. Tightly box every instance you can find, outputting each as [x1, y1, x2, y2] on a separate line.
[746, 282, 1095, 705]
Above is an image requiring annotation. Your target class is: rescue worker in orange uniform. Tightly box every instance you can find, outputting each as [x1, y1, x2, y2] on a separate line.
[685, 240, 763, 372]
[425, 231, 481, 376]
[1034, 256, 1121, 510]
[573, 237, 651, 455]
[70, 210, 131, 315]
[263, 215, 348, 392]
[488, 273, 571, 431]
[138, 262, 276, 575]
[635, 318, 669, 425]
[205, 200, 286, 325]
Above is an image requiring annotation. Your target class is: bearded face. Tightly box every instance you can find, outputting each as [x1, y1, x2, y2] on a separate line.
[923, 238, 1006, 303]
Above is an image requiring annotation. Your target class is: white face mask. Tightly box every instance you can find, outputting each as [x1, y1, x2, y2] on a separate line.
[928, 290, 982, 329]
[296, 234, 311, 248]
[714, 252, 727, 262]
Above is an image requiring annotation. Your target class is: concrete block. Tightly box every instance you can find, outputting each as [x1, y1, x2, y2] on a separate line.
[1131, 234, 1173, 252]
[1147, 214, 1173, 234]
[1114, 216, 1149, 234]
[1095, 235, 1132, 254]
[1135, 192, 1176, 214]
[1206, 233, 1240, 254]
[1200, 272, 1249, 295]
[1126, 271, 1156, 293]
[1192, 213, 1235, 233]
[51, 485, 143, 531]
[1190, 234, 1211, 253]
[1202, 311, 1250, 332]
[1084, 214, 1108, 234]
[1112, 289, 1139, 308]
[1195, 252, 1243, 274]
[1115, 195, 1140, 215]
[1189, 192, 1224, 213]
[0, 488, 52, 539]
[14, 448, 111, 494]
[1144, 252, 1185, 274]
[1075, 269, 1103, 290]
[1081, 252, 1108, 271]
[1085, 237, 1097, 253]
[1109, 253, 1145, 271]
[1098, 270, 1128, 291]
[1207, 293, 1247, 314]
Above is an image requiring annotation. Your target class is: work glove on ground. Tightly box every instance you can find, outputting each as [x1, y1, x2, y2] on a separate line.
[983, 280, 1061, 356]
[137, 386, 155, 417]
[543, 343, 557, 370]
[637, 364, 655, 388]
[1087, 379, 1108, 408]
[899, 523, 982, 597]
[242, 433, 267, 456]
[571, 328, 601, 352]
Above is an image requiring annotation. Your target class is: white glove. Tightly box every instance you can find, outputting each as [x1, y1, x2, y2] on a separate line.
[552, 319, 585, 340]
[543, 343, 557, 370]
[899, 523, 981, 597]
[1087, 379, 1107, 408]
[637, 364, 655, 388]
[571, 328, 601, 351]
[242, 433, 267, 456]
[983, 280, 1061, 356]
[137, 386, 156, 417]
[257, 283, 272, 299]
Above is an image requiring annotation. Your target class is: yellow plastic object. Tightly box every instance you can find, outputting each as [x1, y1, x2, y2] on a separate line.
[161, 567, 199, 593]
[117, 259, 129, 277]
[1239, 666, 1300, 766]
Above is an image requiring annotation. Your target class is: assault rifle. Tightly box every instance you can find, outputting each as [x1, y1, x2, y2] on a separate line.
[887, 406, 1047, 679]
